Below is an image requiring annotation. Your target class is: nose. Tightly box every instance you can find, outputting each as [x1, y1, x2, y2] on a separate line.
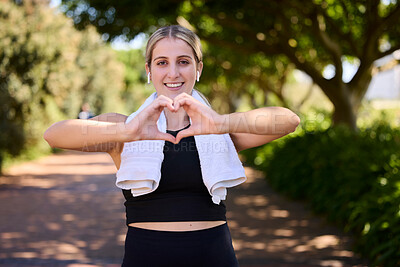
[167, 63, 179, 79]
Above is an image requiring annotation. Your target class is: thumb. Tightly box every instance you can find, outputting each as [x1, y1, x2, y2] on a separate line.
[175, 128, 195, 144]
[156, 132, 177, 143]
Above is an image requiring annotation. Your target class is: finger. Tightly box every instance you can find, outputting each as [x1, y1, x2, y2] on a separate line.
[173, 98, 192, 112]
[175, 128, 195, 144]
[153, 95, 175, 111]
[172, 101, 180, 111]
[157, 99, 175, 112]
[174, 95, 206, 113]
[147, 103, 172, 120]
[172, 96, 186, 111]
[174, 92, 192, 101]
[156, 132, 177, 143]
[140, 102, 172, 125]
[156, 94, 173, 102]
[173, 93, 191, 102]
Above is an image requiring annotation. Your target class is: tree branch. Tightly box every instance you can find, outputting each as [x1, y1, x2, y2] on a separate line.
[314, 3, 359, 57]
[277, 40, 330, 91]
[378, 44, 400, 59]
[200, 33, 279, 56]
[364, 3, 400, 60]
[348, 60, 373, 91]
[379, 3, 400, 30]
[366, 0, 380, 26]
[309, 9, 343, 84]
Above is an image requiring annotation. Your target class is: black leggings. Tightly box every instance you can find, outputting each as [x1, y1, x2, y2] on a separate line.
[122, 223, 239, 267]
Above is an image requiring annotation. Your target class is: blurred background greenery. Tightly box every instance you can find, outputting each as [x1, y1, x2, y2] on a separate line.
[1, 0, 400, 265]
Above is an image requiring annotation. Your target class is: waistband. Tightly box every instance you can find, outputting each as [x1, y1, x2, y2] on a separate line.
[127, 223, 229, 240]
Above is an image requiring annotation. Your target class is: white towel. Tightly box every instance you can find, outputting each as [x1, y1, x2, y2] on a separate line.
[115, 89, 246, 204]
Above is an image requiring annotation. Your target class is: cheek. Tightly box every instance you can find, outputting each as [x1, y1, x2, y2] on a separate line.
[152, 71, 164, 81]
[183, 68, 196, 78]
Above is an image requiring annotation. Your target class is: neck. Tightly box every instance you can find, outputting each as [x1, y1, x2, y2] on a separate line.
[164, 108, 190, 131]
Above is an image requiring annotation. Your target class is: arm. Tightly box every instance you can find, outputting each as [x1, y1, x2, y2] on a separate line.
[43, 113, 129, 153]
[43, 95, 177, 153]
[222, 107, 300, 151]
[172, 94, 300, 151]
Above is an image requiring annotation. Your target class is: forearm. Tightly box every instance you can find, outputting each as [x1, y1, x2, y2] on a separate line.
[220, 107, 300, 135]
[43, 119, 132, 149]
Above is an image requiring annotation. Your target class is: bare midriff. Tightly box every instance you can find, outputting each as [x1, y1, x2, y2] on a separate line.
[128, 221, 226, 232]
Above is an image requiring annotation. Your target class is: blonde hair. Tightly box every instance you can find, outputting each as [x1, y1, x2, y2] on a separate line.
[145, 25, 202, 70]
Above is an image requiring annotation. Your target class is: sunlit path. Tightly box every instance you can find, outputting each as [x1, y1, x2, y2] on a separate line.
[0, 151, 367, 266]
[0, 151, 125, 266]
[226, 168, 367, 266]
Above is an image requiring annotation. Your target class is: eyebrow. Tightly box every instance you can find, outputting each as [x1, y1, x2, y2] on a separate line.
[153, 55, 194, 62]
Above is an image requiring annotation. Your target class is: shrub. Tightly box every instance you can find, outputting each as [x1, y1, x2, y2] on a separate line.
[242, 122, 400, 266]
[0, 2, 125, 172]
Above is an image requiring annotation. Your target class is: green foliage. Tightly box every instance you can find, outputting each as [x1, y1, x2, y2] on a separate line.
[0, 2, 125, 172]
[59, 0, 298, 115]
[115, 49, 154, 114]
[242, 120, 400, 266]
[59, 0, 400, 128]
[197, 47, 293, 114]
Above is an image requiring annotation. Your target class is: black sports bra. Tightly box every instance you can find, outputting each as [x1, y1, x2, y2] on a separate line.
[122, 126, 226, 224]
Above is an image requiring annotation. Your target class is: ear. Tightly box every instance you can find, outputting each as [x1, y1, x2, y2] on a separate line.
[197, 61, 203, 77]
[145, 63, 150, 74]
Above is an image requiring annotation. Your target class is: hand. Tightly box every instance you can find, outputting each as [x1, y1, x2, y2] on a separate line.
[172, 93, 225, 143]
[125, 95, 176, 143]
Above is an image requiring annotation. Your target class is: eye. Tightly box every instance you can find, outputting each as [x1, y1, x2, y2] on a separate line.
[156, 61, 167, 66]
[179, 60, 190, 65]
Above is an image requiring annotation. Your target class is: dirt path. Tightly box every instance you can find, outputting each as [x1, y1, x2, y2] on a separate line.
[0, 151, 368, 267]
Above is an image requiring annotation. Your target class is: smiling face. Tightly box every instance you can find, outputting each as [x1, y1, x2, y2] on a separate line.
[146, 37, 203, 99]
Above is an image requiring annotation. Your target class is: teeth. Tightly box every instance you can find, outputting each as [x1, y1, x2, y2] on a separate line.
[165, 83, 183, 88]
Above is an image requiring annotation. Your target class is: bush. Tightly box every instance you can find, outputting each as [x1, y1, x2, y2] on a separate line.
[0, 2, 125, 172]
[242, 122, 400, 266]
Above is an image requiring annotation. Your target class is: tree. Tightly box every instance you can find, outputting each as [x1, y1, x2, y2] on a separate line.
[59, 0, 400, 129]
[191, 0, 400, 129]
[196, 44, 294, 114]
[0, 1, 125, 172]
[115, 48, 155, 113]
[59, 0, 296, 115]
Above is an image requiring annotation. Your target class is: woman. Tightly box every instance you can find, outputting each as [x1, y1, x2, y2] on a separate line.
[44, 25, 300, 266]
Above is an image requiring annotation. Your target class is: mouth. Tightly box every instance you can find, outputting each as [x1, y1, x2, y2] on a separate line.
[164, 82, 184, 90]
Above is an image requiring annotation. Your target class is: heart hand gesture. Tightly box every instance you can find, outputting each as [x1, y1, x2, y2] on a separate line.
[125, 93, 225, 144]
[172, 93, 225, 143]
[125, 95, 177, 143]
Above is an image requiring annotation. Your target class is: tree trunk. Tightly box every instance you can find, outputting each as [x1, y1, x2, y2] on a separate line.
[350, 66, 374, 113]
[332, 96, 357, 130]
[319, 81, 358, 131]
